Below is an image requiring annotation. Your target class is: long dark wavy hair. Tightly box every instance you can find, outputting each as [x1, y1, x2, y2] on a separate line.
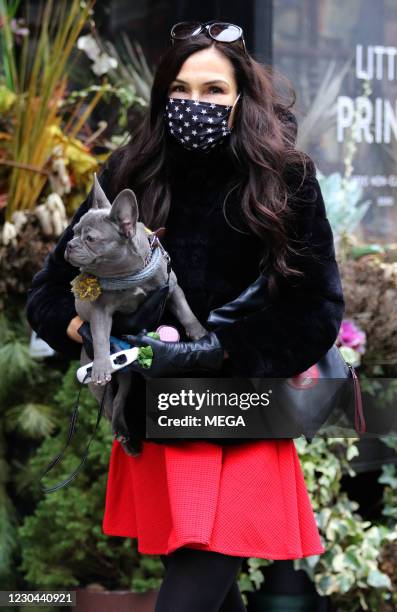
[107, 34, 316, 297]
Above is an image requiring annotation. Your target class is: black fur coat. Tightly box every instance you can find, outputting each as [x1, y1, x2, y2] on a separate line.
[26, 137, 345, 446]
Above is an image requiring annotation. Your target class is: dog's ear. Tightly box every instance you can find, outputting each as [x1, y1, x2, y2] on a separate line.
[92, 173, 111, 210]
[109, 189, 139, 239]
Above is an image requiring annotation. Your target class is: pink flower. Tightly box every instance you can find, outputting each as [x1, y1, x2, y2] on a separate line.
[337, 318, 366, 354]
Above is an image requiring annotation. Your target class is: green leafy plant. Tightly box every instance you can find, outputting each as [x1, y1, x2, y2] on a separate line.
[317, 170, 371, 245]
[0, 310, 40, 404]
[238, 437, 397, 610]
[0, 308, 63, 589]
[300, 436, 397, 611]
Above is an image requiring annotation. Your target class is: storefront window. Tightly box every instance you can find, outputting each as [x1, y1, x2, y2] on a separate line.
[273, 0, 397, 242]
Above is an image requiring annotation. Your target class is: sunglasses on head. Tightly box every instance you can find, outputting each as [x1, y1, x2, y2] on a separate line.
[170, 20, 247, 55]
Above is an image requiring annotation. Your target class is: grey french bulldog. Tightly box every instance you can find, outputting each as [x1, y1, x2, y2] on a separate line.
[64, 173, 207, 455]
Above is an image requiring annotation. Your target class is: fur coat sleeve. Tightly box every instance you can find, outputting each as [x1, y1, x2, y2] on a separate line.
[25, 166, 112, 359]
[210, 173, 345, 378]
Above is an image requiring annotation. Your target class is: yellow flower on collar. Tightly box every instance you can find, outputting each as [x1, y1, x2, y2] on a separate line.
[71, 273, 102, 302]
[70, 227, 153, 302]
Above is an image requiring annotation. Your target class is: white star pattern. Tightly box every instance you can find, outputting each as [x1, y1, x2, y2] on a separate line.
[165, 98, 231, 150]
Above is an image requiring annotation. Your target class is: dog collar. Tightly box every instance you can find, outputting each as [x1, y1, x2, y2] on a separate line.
[70, 227, 171, 301]
[96, 228, 171, 291]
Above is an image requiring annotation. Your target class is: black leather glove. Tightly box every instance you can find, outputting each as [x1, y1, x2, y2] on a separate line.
[121, 329, 225, 377]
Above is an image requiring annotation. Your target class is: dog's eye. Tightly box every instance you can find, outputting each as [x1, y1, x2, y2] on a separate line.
[86, 235, 95, 242]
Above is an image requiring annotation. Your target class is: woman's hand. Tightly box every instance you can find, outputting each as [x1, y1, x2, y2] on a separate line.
[121, 329, 226, 377]
[66, 315, 84, 344]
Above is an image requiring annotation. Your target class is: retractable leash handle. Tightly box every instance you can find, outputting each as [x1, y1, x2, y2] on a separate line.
[77, 324, 181, 383]
[76, 339, 140, 384]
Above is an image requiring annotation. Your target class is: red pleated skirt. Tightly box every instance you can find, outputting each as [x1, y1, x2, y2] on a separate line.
[102, 438, 325, 559]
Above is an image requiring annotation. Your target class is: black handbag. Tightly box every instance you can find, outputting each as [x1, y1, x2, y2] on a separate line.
[206, 274, 366, 440]
[273, 344, 365, 439]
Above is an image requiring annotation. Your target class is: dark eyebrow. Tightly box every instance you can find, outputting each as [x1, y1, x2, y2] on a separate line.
[172, 78, 230, 86]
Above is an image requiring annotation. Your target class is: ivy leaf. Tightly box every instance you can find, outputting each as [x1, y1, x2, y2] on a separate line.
[367, 569, 392, 589]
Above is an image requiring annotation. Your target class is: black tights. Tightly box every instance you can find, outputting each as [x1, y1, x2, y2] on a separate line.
[155, 547, 247, 612]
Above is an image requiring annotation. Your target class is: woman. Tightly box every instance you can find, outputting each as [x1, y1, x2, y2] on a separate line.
[26, 21, 345, 612]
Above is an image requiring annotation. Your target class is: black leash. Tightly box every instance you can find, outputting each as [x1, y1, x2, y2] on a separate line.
[39, 372, 108, 493]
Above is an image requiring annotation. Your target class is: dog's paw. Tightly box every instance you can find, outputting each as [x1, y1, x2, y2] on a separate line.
[112, 429, 141, 457]
[118, 436, 141, 457]
[91, 357, 113, 385]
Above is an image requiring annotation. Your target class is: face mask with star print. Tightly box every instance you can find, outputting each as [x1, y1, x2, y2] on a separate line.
[164, 93, 241, 152]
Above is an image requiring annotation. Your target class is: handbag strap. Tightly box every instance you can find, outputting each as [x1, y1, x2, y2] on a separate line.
[39, 371, 107, 493]
[347, 364, 366, 434]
